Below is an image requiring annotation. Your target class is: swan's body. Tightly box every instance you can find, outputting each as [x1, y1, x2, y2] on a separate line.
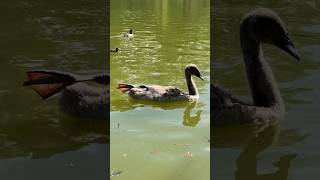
[23, 70, 109, 119]
[123, 85, 196, 101]
[59, 83, 109, 119]
[118, 64, 204, 102]
[212, 8, 300, 125]
[123, 29, 134, 39]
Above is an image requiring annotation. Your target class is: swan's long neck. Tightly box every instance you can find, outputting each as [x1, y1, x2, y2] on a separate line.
[240, 34, 284, 111]
[185, 71, 199, 96]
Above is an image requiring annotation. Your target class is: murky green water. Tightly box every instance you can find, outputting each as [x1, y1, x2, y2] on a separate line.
[0, 1, 108, 179]
[110, 0, 210, 179]
[212, 1, 320, 179]
[2, 0, 319, 179]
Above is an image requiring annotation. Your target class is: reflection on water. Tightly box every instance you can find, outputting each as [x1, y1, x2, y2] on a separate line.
[212, 1, 320, 179]
[0, 0, 108, 179]
[183, 102, 202, 127]
[0, 116, 108, 159]
[111, 0, 209, 179]
[212, 123, 306, 179]
[234, 125, 296, 180]
[113, 98, 203, 127]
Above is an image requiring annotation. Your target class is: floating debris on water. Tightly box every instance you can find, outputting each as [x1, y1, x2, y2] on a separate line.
[185, 151, 194, 158]
[66, 162, 75, 167]
[150, 149, 160, 155]
[173, 143, 191, 147]
[110, 169, 123, 177]
[203, 136, 210, 142]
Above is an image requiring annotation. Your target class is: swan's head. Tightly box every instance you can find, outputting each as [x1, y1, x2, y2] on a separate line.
[240, 8, 300, 61]
[185, 64, 204, 80]
[129, 29, 133, 34]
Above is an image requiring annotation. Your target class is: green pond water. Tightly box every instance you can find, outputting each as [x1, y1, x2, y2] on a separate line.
[212, 1, 320, 179]
[0, 0, 108, 179]
[110, 0, 210, 179]
[2, 0, 319, 179]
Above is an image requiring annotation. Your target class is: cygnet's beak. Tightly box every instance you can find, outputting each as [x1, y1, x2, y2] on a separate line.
[278, 33, 301, 61]
[198, 74, 205, 80]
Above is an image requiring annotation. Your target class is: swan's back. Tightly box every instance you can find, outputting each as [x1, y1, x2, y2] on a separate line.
[212, 84, 282, 125]
[212, 85, 234, 108]
[212, 85, 252, 107]
[128, 85, 195, 101]
[59, 83, 109, 119]
[213, 103, 281, 125]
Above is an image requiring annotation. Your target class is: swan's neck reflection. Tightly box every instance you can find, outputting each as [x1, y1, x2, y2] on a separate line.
[235, 125, 297, 180]
[183, 102, 202, 127]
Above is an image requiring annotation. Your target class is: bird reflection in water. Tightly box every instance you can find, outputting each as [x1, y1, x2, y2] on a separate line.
[212, 123, 307, 180]
[183, 102, 202, 127]
[112, 97, 204, 127]
[235, 125, 297, 180]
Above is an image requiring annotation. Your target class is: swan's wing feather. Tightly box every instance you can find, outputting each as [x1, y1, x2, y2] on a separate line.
[213, 103, 278, 126]
[211, 84, 252, 108]
[212, 84, 232, 108]
[163, 87, 185, 97]
[212, 85, 278, 125]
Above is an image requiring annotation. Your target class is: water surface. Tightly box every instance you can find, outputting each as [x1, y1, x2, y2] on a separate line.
[110, 0, 210, 179]
[0, 0, 108, 179]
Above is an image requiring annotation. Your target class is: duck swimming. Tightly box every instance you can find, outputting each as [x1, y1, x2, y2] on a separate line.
[123, 29, 134, 39]
[23, 70, 109, 119]
[109, 48, 120, 52]
[212, 8, 300, 125]
[118, 64, 204, 102]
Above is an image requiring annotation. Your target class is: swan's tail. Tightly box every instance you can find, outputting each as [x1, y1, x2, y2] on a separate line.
[118, 83, 134, 93]
[23, 70, 77, 99]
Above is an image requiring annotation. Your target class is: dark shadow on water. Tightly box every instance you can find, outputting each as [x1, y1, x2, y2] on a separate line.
[235, 125, 297, 180]
[212, 123, 307, 180]
[0, 112, 109, 159]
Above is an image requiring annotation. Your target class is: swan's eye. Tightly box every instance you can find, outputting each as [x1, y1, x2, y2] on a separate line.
[284, 32, 289, 38]
[139, 85, 147, 88]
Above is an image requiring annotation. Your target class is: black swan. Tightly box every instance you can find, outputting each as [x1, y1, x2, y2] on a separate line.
[212, 8, 300, 125]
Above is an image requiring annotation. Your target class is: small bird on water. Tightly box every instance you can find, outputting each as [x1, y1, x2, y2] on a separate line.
[109, 48, 120, 52]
